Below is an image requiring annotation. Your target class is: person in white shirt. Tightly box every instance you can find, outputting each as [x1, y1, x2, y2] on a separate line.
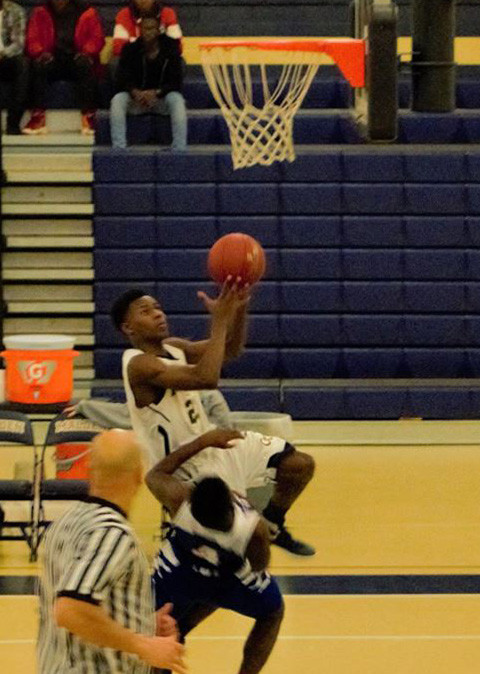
[112, 282, 316, 556]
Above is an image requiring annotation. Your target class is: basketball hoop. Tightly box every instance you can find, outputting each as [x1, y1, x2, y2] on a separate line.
[199, 38, 365, 169]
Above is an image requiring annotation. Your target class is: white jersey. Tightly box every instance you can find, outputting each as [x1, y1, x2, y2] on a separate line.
[155, 494, 261, 581]
[123, 345, 214, 469]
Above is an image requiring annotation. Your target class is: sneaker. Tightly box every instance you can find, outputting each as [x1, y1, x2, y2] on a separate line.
[272, 527, 316, 556]
[22, 110, 47, 135]
[81, 111, 95, 136]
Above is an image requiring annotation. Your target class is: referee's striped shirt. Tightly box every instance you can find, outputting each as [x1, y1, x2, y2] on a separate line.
[37, 496, 155, 674]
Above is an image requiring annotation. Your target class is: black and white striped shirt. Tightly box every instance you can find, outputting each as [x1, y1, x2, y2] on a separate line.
[37, 496, 155, 674]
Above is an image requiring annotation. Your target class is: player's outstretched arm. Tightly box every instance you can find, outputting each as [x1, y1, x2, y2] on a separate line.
[130, 280, 245, 392]
[145, 429, 242, 514]
[165, 279, 252, 364]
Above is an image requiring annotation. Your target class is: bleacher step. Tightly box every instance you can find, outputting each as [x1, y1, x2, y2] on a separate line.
[6, 171, 93, 184]
[3, 203, 94, 215]
[3, 133, 93, 147]
[4, 285, 92, 302]
[7, 302, 95, 314]
[3, 220, 92, 236]
[5, 316, 92, 333]
[3, 185, 91, 203]
[4, 252, 91, 268]
[4, 268, 94, 281]
[7, 236, 94, 249]
[4, 151, 91, 172]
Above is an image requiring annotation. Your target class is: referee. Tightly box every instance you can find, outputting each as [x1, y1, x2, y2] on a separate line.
[37, 429, 187, 673]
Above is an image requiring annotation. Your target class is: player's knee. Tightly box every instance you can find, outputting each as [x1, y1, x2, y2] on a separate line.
[262, 600, 285, 628]
[278, 447, 315, 483]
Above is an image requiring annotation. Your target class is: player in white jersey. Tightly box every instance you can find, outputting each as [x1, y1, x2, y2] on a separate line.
[111, 283, 316, 556]
[146, 427, 284, 674]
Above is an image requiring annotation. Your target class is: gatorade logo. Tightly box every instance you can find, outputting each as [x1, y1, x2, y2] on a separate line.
[17, 360, 57, 385]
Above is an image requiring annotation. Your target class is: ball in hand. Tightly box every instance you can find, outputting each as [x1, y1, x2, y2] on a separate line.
[208, 233, 266, 286]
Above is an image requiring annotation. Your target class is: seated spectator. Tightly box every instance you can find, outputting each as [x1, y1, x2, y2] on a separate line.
[113, 0, 182, 60]
[110, 16, 186, 151]
[23, 0, 104, 135]
[0, 0, 29, 134]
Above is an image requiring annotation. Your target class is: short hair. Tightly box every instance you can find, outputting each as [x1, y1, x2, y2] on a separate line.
[110, 288, 148, 331]
[190, 476, 232, 530]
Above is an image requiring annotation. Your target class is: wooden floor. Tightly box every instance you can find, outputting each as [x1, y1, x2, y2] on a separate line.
[2, 420, 480, 672]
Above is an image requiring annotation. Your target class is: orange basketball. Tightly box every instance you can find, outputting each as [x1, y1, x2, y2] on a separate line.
[208, 233, 266, 285]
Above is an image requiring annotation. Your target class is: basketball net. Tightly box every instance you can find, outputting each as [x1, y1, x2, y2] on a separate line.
[200, 44, 319, 169]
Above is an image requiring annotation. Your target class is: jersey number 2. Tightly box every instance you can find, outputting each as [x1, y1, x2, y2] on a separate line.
[186, 399, 200, 424]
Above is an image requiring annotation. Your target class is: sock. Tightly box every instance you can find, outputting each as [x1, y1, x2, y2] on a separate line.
[262, 503, 286, 538]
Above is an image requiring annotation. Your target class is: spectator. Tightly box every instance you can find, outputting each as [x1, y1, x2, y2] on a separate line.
[113, 0, 182, 60]
[110, 16, 186, 151]
[0, 0, 29, 135]
[23, 0, 104, 136]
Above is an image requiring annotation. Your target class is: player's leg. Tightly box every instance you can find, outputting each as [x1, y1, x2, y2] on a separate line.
[220, 573, 285, 674]
[239, 605, 284, 674]
[230, 433, 316, 555]
[262, 443, 316, 555]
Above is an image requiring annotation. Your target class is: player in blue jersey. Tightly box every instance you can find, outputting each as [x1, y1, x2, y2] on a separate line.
[146, 427, 285, 674]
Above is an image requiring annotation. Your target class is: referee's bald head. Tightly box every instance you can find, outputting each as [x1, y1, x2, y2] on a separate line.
[90, 430, 144, 486]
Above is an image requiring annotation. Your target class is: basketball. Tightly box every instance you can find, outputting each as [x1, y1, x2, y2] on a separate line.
[208, 233, 266, 285]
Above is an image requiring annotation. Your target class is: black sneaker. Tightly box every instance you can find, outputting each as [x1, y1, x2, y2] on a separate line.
[272, 527, 316, 556]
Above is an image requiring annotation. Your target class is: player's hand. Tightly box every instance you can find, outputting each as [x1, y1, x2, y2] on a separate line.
[156, 603, 179, 639]
[136, 634, 187, 672]
[63, 403, 78, 418]
[201, 428, 243, 450]
[198, 277, 250, 322]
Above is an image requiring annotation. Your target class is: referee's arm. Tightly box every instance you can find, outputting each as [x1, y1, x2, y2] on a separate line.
[54, 526, 187, 673]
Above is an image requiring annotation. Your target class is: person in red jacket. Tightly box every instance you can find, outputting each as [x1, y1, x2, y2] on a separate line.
[23, 0, 105, 135]
[113, 0, 182, 59]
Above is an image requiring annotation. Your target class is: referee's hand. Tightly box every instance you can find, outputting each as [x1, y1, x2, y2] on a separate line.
[137, 635, 187, 672]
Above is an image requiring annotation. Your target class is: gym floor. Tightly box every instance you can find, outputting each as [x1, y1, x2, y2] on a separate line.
[2, 419, 480, 673]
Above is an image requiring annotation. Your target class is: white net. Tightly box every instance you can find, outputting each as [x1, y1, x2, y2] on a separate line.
[200, 45, 319, 169]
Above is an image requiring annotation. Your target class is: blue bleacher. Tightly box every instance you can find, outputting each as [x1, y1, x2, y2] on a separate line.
[94, 142, 480, 419]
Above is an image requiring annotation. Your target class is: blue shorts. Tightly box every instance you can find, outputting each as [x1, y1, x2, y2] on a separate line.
[152, 566, 283, 620]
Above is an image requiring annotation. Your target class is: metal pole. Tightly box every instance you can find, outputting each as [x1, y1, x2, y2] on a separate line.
[0, 108, 5, 351]
[411, 0, 457, 112]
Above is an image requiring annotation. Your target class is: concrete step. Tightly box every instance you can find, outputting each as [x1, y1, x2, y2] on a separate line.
[3, 268, 94, 280]
[7, 171, 93, 183]
[7, 236, 94, 249]
[3, 151, 91, 173]
[3, 219, 92, 236]
[4, 252, 92, 268]
[3, 185, 91, 203]
[75, 351, 93, 369]
[3, 133, 94, 147]
[75, 368, 95, 379]
[5, 316, 92, 334]
[4, 285, 92, 302]
[7, 301, 94, 314]
[3, 203, 93, 215]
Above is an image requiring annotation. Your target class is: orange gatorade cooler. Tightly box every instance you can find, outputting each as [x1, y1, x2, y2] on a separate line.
[1, 335, 79, 405]
[56, 443, 91, 479]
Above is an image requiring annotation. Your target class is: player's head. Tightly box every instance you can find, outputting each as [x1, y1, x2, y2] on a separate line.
[190, 476, 234, 532]
[111, 288, 170, 345]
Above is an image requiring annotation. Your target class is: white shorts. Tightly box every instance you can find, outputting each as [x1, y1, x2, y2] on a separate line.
[174, 431, 288, 495]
